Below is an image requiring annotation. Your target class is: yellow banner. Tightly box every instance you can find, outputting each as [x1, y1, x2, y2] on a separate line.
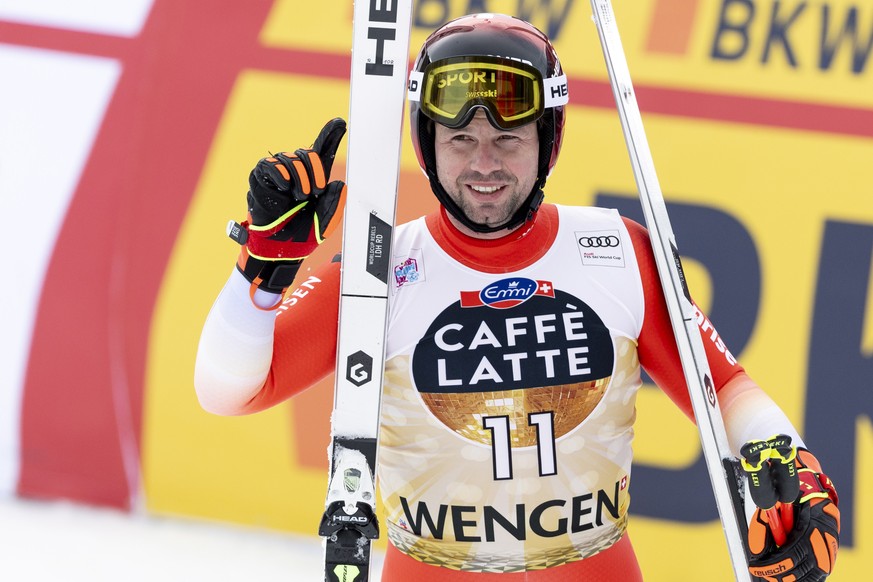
[144, 2, 870, 580]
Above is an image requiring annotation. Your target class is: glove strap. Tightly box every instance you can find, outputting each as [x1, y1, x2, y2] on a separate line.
[247, 278, 283, 311]
[228, 218, 315, 262]
[235, 247, 302, 295]
[227, 225, 299, 300]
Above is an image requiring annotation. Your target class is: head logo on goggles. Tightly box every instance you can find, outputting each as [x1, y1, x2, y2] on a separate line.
[409, 56, 568, 130]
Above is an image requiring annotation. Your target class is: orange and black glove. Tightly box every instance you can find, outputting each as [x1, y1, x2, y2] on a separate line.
[228, 117, 347, 297]
[746, 448, 840, 581]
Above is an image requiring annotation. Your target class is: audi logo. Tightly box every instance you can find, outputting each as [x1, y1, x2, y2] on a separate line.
[578, 235, 620, 248]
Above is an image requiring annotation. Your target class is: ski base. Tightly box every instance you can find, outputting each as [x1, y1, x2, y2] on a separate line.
[324, 536, 374, 582]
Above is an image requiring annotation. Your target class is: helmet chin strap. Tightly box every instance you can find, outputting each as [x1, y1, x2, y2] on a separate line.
[427, 170, 545, 234]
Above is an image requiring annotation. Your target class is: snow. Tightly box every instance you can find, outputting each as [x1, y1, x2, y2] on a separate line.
[0, 496, 384, 581]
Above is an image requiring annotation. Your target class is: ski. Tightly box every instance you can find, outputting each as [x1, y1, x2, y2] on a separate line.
[588, 1, 752, 580]
[318, 1, 413, 581]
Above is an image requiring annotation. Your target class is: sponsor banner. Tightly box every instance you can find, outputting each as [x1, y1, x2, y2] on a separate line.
[256, 1, 873, 139]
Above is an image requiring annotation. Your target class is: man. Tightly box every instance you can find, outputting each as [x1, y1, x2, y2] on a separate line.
[195, 13, 839, 581]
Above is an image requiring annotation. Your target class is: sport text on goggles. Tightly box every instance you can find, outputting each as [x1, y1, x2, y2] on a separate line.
[408, 56, 569, 130]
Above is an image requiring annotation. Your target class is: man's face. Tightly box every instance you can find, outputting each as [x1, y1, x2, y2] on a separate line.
[434, 109, 539, 237]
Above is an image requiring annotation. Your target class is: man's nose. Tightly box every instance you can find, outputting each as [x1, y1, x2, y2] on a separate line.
[468, 141, 502, 174]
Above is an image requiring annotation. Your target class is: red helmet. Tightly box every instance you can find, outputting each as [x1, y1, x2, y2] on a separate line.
[408, 13, 568, 233]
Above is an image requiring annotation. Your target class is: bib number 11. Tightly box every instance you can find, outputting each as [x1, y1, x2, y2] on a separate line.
[483, 412, 557, 481]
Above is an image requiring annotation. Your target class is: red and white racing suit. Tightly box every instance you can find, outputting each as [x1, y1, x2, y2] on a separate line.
[196, 203, 787, 581]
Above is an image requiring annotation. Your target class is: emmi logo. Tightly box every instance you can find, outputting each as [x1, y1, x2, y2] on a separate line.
[482, 279, 537, 308]
[459, 277, 556, 310]
[711, 0, 873, 74]
[366, 0, 399, 76]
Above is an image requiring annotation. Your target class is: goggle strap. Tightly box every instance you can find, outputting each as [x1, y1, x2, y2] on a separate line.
[544, 74, 569, 108]
[408, 71, 423, 102]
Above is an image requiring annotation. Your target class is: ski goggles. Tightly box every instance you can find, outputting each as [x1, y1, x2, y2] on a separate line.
[408, 56, 569, 130]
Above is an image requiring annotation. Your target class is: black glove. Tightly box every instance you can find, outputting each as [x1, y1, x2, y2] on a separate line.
[747, 449, 840, 581]
[228, 117, 347, 296]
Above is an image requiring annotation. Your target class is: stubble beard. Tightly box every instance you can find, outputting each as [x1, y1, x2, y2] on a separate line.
[448, 172, 530, 228]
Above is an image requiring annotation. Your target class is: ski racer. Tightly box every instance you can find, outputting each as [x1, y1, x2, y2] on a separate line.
[195, 13, 840, 581]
